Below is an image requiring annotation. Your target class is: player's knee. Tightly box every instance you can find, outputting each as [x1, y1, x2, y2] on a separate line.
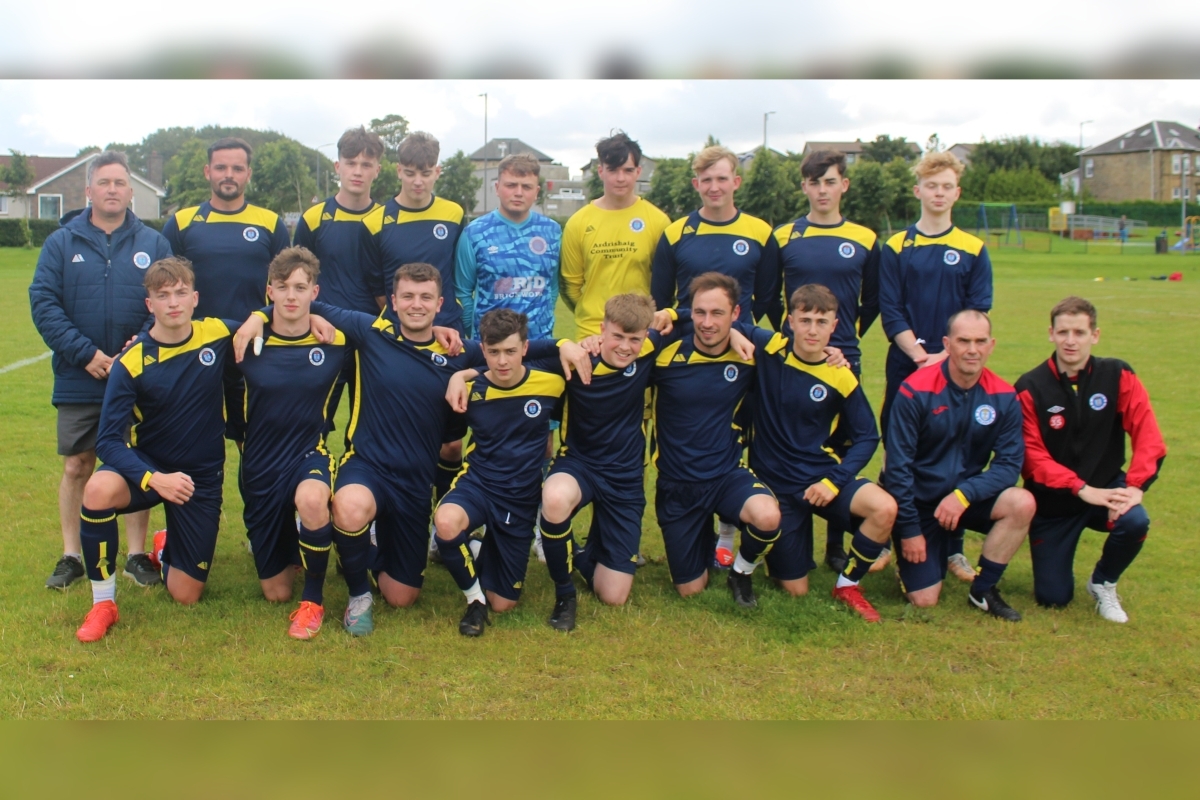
[776, 577, 808, 597]
[746, 499, 781, 532]
[873, 495, 899, 529]
[489, 595, 517, 613]
[168, 583, 204, 606]
[261, 583, 293, 603]
[63, 452, 96, 481]
[433, 507, 463, 540]
[295, 494, 331, 529]
[597, 584, 631, 606]
[440, 440, 462, 461]
[1005, 489, 1037, 525]
[676, 575, 707, 597]
[332, 499, 371, 533]
[1036, 586, 1074, 608]
[382, 584, 418, 608]
[540, 490, 574, 525]
[82, 473, 119, 509]
[907, 588, 940, 608]
[1114, 506, 1150, 539]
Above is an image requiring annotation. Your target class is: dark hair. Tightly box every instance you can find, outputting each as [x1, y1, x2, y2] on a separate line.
[87, 150, 130, 184]
[596, 130, 642, 170]
[497, 153, 541, 179]
[393, 262, 442, 293]
[208, 137, 253, 164]
[687, 272, 739, 309]
[800, 150, 847, 181]
[1050, 296, 1097, 329]
[269, 246, 320, 285]
[946, 308, 992, 336]
[789, 283, 838, 315]
[478, 308, 528, 345]
[397, 131, 440, 170]
[144, 256, 195, 292]
[338, 126, 384, 161]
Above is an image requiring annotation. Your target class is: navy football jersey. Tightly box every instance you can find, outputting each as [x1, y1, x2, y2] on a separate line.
[292, 197, 383, 314]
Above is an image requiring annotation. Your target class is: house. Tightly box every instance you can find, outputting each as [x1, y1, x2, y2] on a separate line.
[947, 143, 976, 166]
[736, 147, 785, 173]
[468, 137, 570, 216]
[1078, 121, 1200, 202]
[0, 152, 166, 220]
[799, 139, 922, 166]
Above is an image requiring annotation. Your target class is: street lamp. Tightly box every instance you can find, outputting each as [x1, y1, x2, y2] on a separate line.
[763, 111, 776, 151]
[480, 92, 489, 213]
[313, 142, 336, 201]
[1078, 120, 1092, 215]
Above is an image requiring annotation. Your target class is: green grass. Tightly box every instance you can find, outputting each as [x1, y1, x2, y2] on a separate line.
[1, 246, 1198, 719]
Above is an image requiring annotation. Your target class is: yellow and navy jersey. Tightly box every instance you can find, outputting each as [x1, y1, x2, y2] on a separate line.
[363, 196, 465, 329]
[236, 327, 347, 493]
[162, 201, 290, 319]
[560, 198, 671, 337]
[461, 366, 566, 503]
[292, 197, 384, 314]
[742, 325, 879, 495]
[765, 216, 880, 359]
[879, 225, 992, 351]
[651, 209, 774, 324]
[650, 331, 756, 483]
[96, 318, 237, 486]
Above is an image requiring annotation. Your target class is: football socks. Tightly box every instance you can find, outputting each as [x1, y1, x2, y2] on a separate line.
[299, 522, 333, 605]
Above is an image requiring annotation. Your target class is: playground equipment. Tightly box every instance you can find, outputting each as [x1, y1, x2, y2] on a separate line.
[974, 203, 1023, 246]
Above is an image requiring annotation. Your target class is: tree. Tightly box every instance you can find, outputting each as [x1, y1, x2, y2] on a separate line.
[924, 133, 942, 155]
[437, 150, 482, 215]
[162, 138, 213, 209]
[585, 166, 604, 201]
[883, 157, 920, 229]
[739, 149, 796, 227]
[981, 167, 1059, 202]
[253, 140, 318, 213]
[76, 145, 101, 158]
[1, 150, 37, 246]
[841, 160, 895, 235]
[369, 114, 411, 161]
[373, 159, 401, 202]
[861, 134, 918, 164]
[644, 157, 694, 220]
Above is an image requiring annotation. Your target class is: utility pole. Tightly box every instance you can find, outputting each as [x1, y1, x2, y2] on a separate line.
[1078, 120, 1092, 215]
[763, 111, 776, 151]
[480, 92, 489, 213]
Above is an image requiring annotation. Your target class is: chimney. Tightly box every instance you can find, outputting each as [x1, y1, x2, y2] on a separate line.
[148, 150, 163, 187]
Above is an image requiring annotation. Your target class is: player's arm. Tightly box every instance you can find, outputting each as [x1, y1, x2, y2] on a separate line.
[445, 368, 480, 413]
[878, 238, 924, 361]
[270, 217, 290, 257]
[93, 358, 186, 499]
[755, 233, 782, 328]
[885, 384, 926, 557]
[858, 240, 881, 336]
[824, 388, 881, 490]
[291, 213, 315, 250]
[161, 213, 183, 256]
[1117, 366, 1167, 498]
[967, 245, 993, 312]
[546, 226, 563, 322]
[28, 235, 104, 371]
[1017, 388, 1085, 494]
[956, 394, 1024, 508]
[649, 233, 678, 315]
[359, 213, 387, 310]
[558, 215, 584, 311]
[454, 229, 479, 338]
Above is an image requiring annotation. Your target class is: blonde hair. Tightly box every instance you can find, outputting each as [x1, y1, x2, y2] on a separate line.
[692, 145, 739, 175]
[604, 293, 657, 333]
[913, 151, 965, 180]
[144, 257, 195, 293]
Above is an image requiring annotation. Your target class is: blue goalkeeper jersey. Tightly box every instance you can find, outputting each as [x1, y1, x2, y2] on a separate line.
[454, 210, 562, 339]
[292, 197, 383, 314]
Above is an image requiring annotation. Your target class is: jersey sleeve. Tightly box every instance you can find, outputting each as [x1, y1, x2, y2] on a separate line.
[361, 223, 385, 304]
[967, 245, 993, 312]
[29, 235, 98, 367]
[824, 387, 880, 489]
[454, 228, 479, 338]
[878, 241, 908, 340]
[161, 214, 183, 256]
[649, 233, 678, 313]
[306, 301, 375, 346]
[884, 383, 924, 538]
[1117, 368, 1167, 491]
[292, 215, 314, 250]
[858, 241, 881, 336]
[270, 217, 290, 257]
[1017, 388, 1084, 493]
[753, 233, 780, 327]
[957, 395, 1023, 503]
[95, 360, 155, 486]
[559, 214, 584, 311]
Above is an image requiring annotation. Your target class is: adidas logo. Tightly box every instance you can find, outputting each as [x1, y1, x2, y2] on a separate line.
[790, 231, 801, 240]
[682, 225, 695, 234]
[143, 355, 156, 366]
[585, 225, 595, 233]
[384, 215, 396, 224]
[308, 469, 322, 474]
[197, 561, 209, 570]
[71, 253, 84, 262]
[470, 392, 483, 401]
[322, 212, 333, 221]
[193, 215, 205, 222]
[672, 354, 686, 362]
[903, 239, 914, 248]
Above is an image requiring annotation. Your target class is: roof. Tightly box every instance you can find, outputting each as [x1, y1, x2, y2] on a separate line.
[948, 143, 977, 154]
[1081, 121, 1200, 156]
[802, 140, 922, 156]
[468, 138, 554, 162]
[737, 147, 785, 163]
[0, 153, 166, 196]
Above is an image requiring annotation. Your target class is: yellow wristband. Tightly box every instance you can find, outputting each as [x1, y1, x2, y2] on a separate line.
[820, 478, 841, 496]
[141, 471, 154, 491]
[953, 489, 970, 508]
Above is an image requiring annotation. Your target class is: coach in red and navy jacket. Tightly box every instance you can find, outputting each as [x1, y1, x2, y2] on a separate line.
[882, 309, 1035, 621]
[1015, 296, 1166, 622]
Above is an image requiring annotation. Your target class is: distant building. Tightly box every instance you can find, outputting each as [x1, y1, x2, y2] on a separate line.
[736, 147, 785, 173]
[468, 137, 569, 216]
[0, 152, 165, 220]
[800, 139, 921, 166]
[1078, 121, 1200, 202]
[947, 143, 976, 166]
[580, 155, 657, 197]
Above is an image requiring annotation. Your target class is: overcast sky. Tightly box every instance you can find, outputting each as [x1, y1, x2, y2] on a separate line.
[3, 80, 1199, 178]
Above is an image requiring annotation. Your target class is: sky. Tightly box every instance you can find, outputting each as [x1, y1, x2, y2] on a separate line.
[4, 80, 1199, 179]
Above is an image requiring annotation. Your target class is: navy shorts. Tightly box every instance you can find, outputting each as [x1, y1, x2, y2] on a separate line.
[439, 472, 539, 602]
[336, 454, 433, 589]
[767, 477, 871, 581]
[99, 462, 224, 582]
[656, 468, 775, 585]
[549, 455, 644, 575]
[242, 448, 334, 580]
[893, 494, 999, 593]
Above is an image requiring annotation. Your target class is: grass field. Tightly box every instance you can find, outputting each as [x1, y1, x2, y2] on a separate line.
[1, 244, 1198, 720]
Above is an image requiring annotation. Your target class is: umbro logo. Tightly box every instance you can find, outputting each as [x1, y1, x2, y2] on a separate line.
[384, 215, 396, 224]
[72, 254, 85, 262]
[487, 246, 499, 254]
[682, 225, 696, 234]
[932, 405, 948, 415]
[321, 212, 333, 221]
[1047, 405, 1065, 413]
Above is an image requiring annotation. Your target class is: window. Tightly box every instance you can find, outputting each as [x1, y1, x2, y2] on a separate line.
[1173, 186, 1184, 199]
[1085, 158, 1094, 178]
[38, 194, 62, 220]
[0, 196, 8, 215]
[1173, 154, 1182, 174]
[845, 153, 857, 164]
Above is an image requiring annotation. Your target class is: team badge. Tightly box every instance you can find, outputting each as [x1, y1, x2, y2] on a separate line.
[133, 251, 151, 269]
[1089, 393, 1108, 411]
[433, 223, 449, 240]
[308, 347, 325, 366]
[974, 404, 996, 425]
[1047, 405, 1065, 413]
[198, 347, 217, 366]
[1049, 414, 1065, 430]
[629, 218, 645, 232]
[524, 399, 542, 418]
[838, 242, 855, 258]
[723, 365, 739, 382]
[243, 227, 260, 242]
[529, 236, 548, 255]
[430, 352, 448, 367]
[809, 384, 828, 402]
[943, 250, 961, 265]
[732, 239, 750, 256]
[623, 363, 637, 377]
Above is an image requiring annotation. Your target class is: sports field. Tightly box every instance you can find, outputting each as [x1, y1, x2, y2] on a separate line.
[1, 242, 1197, 720]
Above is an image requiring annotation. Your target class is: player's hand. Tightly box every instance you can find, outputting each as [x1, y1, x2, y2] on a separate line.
[823, 346, 848, 368]
[310, 315, 336, 345]
[85, 349, 114, 379]
[924, 351, 949, 367]
[559, 341, 593, 385]
[901, 535, 926, 564]
[578, 335, 602, 355]
[445, 371, 473, 413]
[651, 309, 675, 335]
[233, 315, 265, 363]
[803, 481, 836, 507]
[149, 471, 195, 504]
[1078, 485, 1123, 511]
[729, 327, 755, 361]
[433, 326, 463, 356]
[1109, 486, 1144, 519]
[934, 491, 968, 530]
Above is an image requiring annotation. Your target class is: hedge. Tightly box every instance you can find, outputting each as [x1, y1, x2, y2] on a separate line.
[0, 215, 168, 247]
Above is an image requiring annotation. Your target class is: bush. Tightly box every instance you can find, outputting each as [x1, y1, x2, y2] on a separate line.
[28, 219, 59, 246]
[0, 219, 29, 247]
[140, 217, 167, 232]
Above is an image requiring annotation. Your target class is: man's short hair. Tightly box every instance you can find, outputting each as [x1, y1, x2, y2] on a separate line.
[789, 284, 839, 316]
[479, 308, 528, 345]
[393, 262, 442, 293]
[687, 272, 739, 309]
[338, 126, 385, 161]
[144, 257, 195, 293]
[1050, 296, 1098, 329]
[596, 131, 642, 170]
[691, 146, 739, 175]
[913, 151, 964, 180]
[86, 150, 131, 184]
[604, 293, 656, 333]
[946, 308, 992, 336]
[397, 132, 440, 170]
[269, 246, 321, 285]
[208, 137, 253, 164]
[497, 153, 541, 179]
[800, 150, 847, 181]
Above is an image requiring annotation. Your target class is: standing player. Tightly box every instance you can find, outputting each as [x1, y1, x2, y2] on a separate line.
[234, 247, 346, 638]
[1015, 297, 1166, 622]
[292, 126, 385, 429]
[879, 151, 991, 583]
[883, 310, 1034, 620]
[739, 284, 895, 621]
[435, 310, 567, 636]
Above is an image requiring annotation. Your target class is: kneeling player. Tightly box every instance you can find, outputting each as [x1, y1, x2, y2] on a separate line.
[739, 284, 895, 621]
[76, 258, 236, 641]
[884, 310, 1034, 620]
[436, 309, 567, 635]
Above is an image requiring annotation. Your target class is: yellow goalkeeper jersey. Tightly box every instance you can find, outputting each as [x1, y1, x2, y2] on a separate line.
[559, 198, 671, 336]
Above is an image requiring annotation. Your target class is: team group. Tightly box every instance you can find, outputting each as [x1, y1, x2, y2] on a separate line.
[28, 125, 1166, 643]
